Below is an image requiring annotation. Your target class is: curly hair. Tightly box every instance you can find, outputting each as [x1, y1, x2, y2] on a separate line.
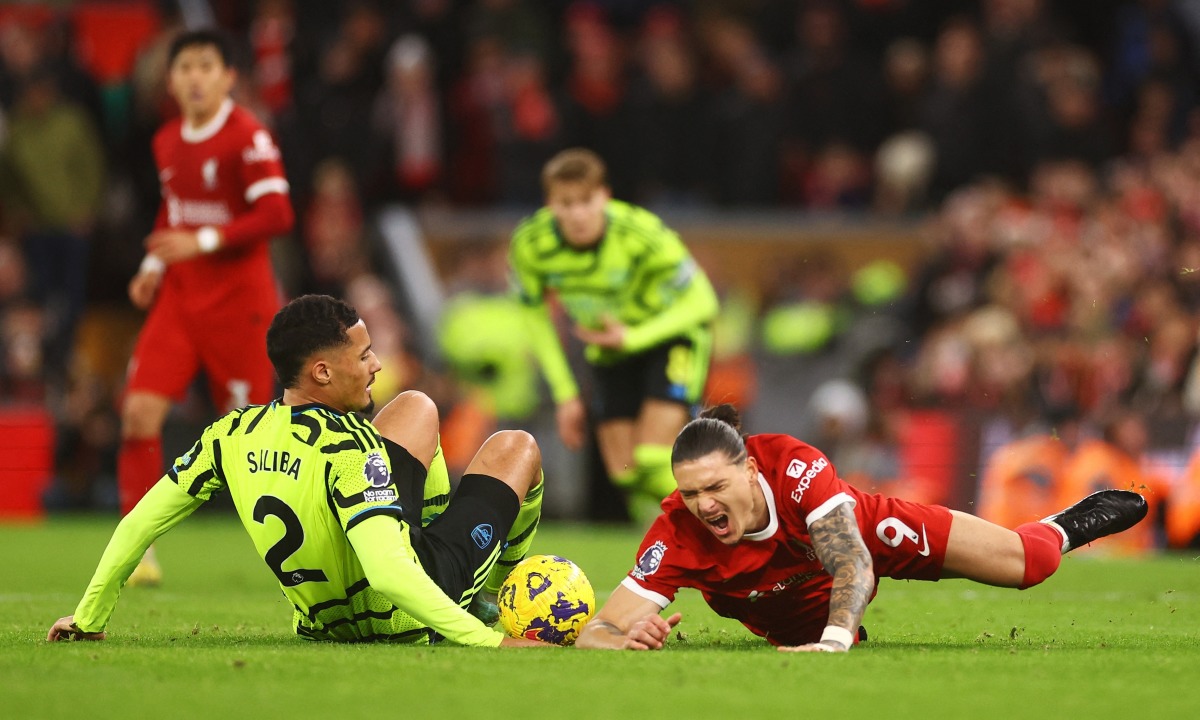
[266, 294, 360, 389]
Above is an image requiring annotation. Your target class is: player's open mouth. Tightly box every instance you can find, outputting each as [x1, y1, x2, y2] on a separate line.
[707, 514, 730, 536]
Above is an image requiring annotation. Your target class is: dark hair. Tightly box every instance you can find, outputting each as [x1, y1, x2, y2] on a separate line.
[266, 295, 360, 388]
[671, 404, 748, 466]
[168, 28, 234, 67]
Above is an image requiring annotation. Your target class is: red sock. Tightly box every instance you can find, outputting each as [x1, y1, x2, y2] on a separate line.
[118, 437, 163, 515]
[1014, 522, 1063, 589]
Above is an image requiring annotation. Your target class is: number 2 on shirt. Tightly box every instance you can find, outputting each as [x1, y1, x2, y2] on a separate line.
[253, 495, 329, 586]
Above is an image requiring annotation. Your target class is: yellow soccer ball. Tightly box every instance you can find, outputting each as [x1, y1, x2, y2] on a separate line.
[497, 555, 596, 645]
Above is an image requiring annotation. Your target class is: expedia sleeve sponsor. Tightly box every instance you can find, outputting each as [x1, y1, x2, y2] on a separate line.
[789, 456, 829, 504]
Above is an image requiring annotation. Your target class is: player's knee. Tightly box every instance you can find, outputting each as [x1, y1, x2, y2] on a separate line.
[397, 390, 438, 417]
[485, 429, 541, 472]
[491, 429, 540, 458]
[121, 394, 169, 439]
[375, 390, 438, 434]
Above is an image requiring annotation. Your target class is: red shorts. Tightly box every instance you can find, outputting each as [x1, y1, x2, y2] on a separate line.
[126, 297, 277, 412]
[857, 494, 954, 581]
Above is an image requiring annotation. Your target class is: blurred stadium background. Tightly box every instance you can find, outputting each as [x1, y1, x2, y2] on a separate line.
[1, 0, 1199, 548]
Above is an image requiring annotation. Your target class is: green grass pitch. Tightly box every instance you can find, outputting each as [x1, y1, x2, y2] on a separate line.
[2, 515, 1198, 719]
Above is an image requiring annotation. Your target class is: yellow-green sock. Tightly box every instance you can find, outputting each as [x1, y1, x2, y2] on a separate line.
[611, 466, 638, 490]
[423, 439, 451, 525]
[483, 472, 543, 596]
[634, 443, 676, 500]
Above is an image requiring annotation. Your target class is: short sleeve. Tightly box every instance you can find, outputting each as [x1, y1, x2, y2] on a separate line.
[237, 124, 289, 204]
[328, 446, 405, 532]
[621, 516, 689, 608]
[769, 438, 857, 528]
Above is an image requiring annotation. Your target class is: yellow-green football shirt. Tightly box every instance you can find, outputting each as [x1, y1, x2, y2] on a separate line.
[169, 401, 440, 642]
[509, 199, 718, 402]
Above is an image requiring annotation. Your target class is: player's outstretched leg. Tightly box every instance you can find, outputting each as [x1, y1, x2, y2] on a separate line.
[1041, 489, 1149, 553]
[943, 490, 1149, 590]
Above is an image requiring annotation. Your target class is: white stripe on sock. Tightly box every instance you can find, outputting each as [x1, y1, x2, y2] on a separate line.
[1042, 520, 1071, 554]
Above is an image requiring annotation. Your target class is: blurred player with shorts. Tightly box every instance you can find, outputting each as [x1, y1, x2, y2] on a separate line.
[509, 148, 718, 518]
[120, 29, 295, 584]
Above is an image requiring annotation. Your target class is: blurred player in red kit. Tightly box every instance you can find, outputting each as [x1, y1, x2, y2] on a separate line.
[121, 29, 294, 584]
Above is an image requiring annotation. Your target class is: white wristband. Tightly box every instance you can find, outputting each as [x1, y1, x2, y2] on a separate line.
[197, 226, 221, 253]
[820, 625, 855, 649]
[140, 254, 166, 274]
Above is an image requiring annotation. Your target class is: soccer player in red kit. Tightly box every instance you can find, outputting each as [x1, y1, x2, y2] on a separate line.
[121, 29, 294, 585]
[576, 404, 1149, 651]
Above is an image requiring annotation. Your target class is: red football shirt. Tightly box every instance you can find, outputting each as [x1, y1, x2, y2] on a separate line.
[622, 433, 951, 646]
[151, 99, 289, 316]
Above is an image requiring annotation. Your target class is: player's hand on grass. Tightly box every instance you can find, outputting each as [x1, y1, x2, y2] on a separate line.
[555, 398, 587, 451]
[128, 268, 163, 309]
[573, 315, 627, 350]
[777, 641, 848, 654]
[146, 229, 203, 264]
[47, 616, 105, 642]
[623, 612, 681, 650]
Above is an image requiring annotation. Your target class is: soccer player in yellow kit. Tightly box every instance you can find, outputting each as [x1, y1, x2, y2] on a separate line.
[48, 295, 545, 646]
[510, 148, 719, 514]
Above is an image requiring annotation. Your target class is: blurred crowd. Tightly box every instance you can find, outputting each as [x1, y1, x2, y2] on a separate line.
[735, 154, 1200, 553]
[2, 0, 1200, 542]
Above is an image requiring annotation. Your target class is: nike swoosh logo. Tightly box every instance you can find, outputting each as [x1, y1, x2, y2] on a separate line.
[918, 524, 930, 557]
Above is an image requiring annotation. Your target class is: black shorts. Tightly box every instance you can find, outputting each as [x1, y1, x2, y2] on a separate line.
[383, 438, 519, 606]
[589, 336, 710, 421]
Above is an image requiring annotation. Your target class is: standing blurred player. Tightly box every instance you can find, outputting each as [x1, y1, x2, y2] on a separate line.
[121, 29, 294, 584]
[509, 148, 719, 519]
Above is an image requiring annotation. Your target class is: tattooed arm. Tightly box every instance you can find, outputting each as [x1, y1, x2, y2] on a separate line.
[779, 501, 875, 653]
